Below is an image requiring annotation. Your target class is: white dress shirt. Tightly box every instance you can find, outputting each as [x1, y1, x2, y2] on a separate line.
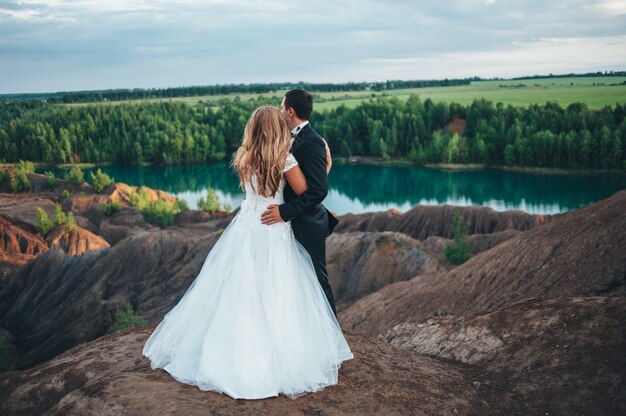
[291, 120, 309, 137]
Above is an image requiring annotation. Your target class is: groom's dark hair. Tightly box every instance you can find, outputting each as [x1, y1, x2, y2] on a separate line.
[284, 89, 313, 120]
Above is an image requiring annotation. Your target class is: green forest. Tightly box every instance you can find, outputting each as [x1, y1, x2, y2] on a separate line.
[1, 95, 625, 171]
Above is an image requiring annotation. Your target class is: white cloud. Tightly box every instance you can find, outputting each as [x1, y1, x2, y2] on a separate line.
[0, 0, 625, 93]
[14, 0, 159, 13]
[354, 36, 626, 80]
[590, 0, 626, 16]
[0, 6, 74, 22]
[0, 7, 40, 20]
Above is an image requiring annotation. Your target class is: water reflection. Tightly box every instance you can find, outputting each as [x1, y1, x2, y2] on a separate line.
[39, 163, 626, 215]
[327, 164, 626, 214]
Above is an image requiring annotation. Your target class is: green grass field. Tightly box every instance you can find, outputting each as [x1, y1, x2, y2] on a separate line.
[314, 77, 626, 110]
[66, 76, 626, 110]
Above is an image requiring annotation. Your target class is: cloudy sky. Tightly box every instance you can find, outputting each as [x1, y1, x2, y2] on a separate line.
[1, 0, 626, 93]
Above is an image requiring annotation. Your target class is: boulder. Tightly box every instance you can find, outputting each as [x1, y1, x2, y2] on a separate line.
[327, 231, 443, 309]
[378, 296, 626, 416]
[0, 193, 58, 230]
[46, 226, 110, 256]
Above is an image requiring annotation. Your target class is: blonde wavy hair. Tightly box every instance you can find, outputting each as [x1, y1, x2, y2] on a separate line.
[233, 106, 292, 197]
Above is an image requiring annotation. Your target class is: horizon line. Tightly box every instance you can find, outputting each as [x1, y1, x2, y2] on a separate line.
[2, 70, 625, 97]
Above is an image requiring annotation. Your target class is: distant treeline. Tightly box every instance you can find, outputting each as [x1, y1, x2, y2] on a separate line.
[511, 70, 626, 80]
[0, 79, 474, 103]
[3, 72, 626, 103]
[1, 97, 625, 171]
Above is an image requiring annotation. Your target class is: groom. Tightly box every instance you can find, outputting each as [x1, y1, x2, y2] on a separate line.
[261, 89, 339, 317]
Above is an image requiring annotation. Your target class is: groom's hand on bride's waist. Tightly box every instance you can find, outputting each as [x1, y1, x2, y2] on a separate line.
[261, 204, 284, 225]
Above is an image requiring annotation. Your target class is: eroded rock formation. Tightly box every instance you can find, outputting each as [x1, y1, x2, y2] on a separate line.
[341, 190, 626, 337]
[0, 326, 498, 416]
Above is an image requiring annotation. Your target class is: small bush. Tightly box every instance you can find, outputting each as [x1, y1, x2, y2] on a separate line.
[35, 206, 54, 236]
[444, 211, 472, 265]
[0, 335, 6, 372]
[17, 160, 35, 173]
[66, 166, 84, 185]
[61, 189, 71, 199]
[141, 199, 176, 227]
[197, 187, 221, 212]
[444, 239, 471, 265]
[0, 169, 6, 184]
[128, 190, 140, 207]
[174, 197, 189, 212]
[128, 188, 151, 209]
[44, 171, 57, 189]
[9, 170, 31, 192]
[90, 168, 114, 193]
[49, 203, 77, 234]
[53, 203, 67, 225]
[102, 201, 122, 216]
[64, 211, 77, 233]
[108, 303, 147, 333]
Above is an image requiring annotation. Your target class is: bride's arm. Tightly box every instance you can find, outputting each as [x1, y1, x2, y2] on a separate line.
[260, 154, 307, 225]
[322, 138, 332, 174]
[284, 165, 308, 196]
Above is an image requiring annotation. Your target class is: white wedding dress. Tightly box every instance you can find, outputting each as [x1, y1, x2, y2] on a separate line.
[142, 152, 353, 400]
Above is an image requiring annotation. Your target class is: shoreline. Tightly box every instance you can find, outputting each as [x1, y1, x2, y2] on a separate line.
[2, 159, 625, 177]
[333, 157, 626, 176]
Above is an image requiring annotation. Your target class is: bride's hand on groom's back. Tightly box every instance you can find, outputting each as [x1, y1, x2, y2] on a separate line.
[322, 138, 332, 174]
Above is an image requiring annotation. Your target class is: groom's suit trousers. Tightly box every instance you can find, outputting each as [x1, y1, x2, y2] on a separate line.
[301, 237, 337, 318]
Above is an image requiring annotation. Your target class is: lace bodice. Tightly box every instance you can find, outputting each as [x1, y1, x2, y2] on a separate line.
[240, 153, 299, 211]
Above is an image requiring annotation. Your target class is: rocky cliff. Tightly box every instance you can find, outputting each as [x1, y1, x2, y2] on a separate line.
[378, 295, 625, 415]
[334, 204, 549, 239]
[327, 231, 444, 310]
[0, 170, 624, 415]
[341, 190, 626, 337]
[1, 175, 450, 369]
[0, 326, 498, 416]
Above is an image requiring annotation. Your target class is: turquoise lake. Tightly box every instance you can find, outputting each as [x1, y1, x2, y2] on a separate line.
[39, 163, 626, 215]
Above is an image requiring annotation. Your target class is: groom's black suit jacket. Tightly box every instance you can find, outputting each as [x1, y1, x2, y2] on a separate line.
[278, 123, 339, 245]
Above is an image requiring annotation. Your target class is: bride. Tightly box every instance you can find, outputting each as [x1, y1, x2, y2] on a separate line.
[142, 105, 353, 400]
